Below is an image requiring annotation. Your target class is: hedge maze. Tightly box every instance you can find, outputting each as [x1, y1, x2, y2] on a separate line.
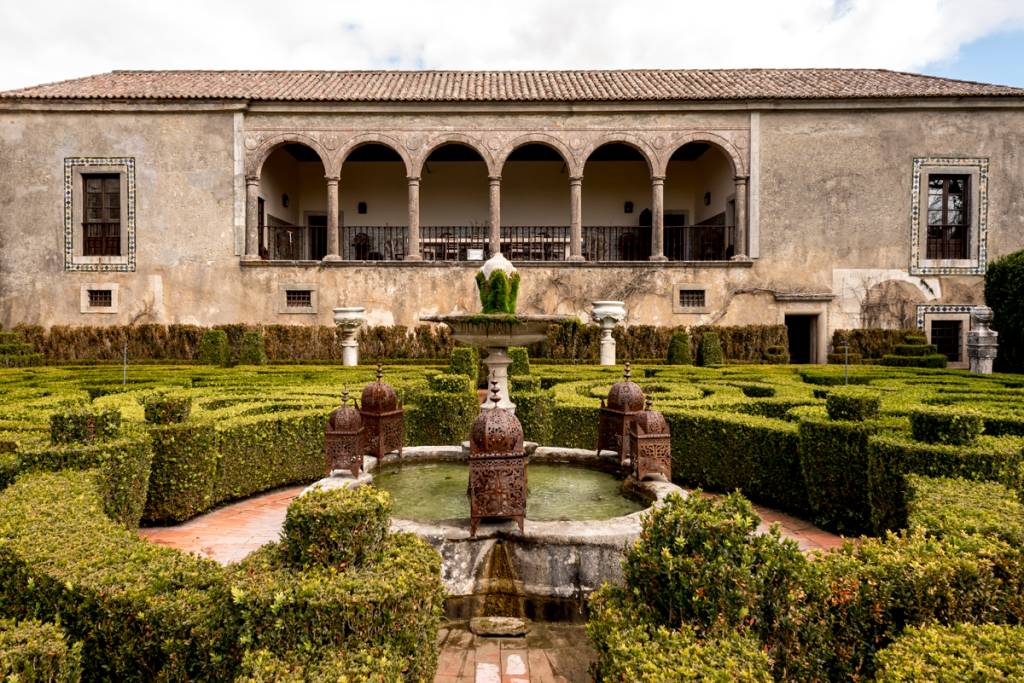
[0, 359, 1022, 680]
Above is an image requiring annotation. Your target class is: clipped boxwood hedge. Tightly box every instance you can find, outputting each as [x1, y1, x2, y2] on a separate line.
[798, 417, 874, 533]
[142, 421, 217, 523]
[49, 405, 121, 444]
[282, 487, 390, 569]
[909, 406, 984, 445]
[906, 474, 1024, 544]
[17, 433, 154, 527]
[868, 433, 1023, 533]
[0, 470, 237, 681]
[0, 618, 82, 683]
[142, 394, 191, 424]
[237, 645, 407, 683]
[825, 386, 880, 421]
[228, 533, 444, 682]
[405, 380, 479, 446]
[874, 623, 1024, 682]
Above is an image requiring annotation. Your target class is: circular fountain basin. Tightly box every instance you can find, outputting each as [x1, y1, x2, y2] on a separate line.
[419, 314, 571, 347]
[306, 445, 685, 622]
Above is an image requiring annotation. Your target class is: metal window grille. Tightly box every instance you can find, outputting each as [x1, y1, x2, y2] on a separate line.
[87, 289, 113, 307]
[930, 320, 963, 362]
[678, 289, 706, 308]
[286, 290, 313, 308]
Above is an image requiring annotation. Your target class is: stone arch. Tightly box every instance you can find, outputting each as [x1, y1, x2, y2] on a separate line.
[580, 134, 658, 177]
[495, 134, 578, 176]
[413, 134, 496, 177]
[336, 134, 414, 177]
[246, 133, 332, 177]
[659, 132, 746, 178]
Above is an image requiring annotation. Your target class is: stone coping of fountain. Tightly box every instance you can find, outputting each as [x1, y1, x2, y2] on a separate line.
[305, 445, 686, 609]
[419, 314, 573, 347]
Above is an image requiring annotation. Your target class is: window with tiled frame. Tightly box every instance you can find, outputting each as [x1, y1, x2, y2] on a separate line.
[64, 157, 136, 272]
[910, 157, 987, 275]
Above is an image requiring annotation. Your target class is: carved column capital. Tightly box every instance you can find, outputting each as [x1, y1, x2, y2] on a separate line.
[245, 175, 260, 186]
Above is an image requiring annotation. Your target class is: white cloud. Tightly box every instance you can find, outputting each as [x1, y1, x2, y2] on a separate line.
[0, 0, 1022, 90]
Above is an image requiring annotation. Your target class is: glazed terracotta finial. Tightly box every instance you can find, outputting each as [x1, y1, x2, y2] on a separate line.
[341, 387, 350, 404]
[624, 361, 632, 381]
[645, 396, 653, 410]
[376, 362, 384, 382]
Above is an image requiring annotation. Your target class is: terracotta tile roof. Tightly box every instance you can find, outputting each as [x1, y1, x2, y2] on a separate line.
[3, 69, 1022, 102]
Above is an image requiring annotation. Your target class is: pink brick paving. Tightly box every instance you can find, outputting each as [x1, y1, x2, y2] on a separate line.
[139, 486, 845, 682]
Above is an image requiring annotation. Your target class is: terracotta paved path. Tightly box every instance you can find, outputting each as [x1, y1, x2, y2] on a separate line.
[139, 487, 844, 683]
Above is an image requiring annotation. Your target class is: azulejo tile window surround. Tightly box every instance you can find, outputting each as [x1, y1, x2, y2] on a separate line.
[64, 157, 136, 272]
[910, 157, 988, 276]
[916, 303, 973, 369]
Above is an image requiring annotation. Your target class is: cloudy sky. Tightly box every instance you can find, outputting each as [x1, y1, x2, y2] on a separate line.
[1, 0, 1023, 91]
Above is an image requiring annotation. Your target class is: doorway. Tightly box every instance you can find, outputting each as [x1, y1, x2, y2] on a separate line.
[785, 314, 818, 364]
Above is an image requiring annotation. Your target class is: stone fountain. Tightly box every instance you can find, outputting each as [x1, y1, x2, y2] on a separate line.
[422, 254, 571, 412]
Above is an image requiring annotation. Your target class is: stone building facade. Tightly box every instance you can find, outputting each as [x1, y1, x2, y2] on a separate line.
[1, 69, 1023, 364]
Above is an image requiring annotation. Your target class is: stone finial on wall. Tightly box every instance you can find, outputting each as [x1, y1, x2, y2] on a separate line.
[967, 305, 998, 374]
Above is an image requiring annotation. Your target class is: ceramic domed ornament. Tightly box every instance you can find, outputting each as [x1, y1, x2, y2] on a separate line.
[597, 362, 647, 467]
[324, 388, 364, 478]
[467, 380, 527, 536]
[359, 362, 404, 460]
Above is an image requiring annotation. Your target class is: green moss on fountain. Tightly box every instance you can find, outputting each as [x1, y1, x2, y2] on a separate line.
[476, 269, 521, 314]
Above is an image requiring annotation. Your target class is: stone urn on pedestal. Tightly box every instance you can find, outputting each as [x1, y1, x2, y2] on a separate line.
[968, 306, 999, 374]
[591, 300, 626, 366]
[333, 307, 366, 367]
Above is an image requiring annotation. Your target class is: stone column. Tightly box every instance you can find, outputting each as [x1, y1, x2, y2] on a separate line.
[489, 175, 502, 255]
[568, 175, 584, 261]
[733, 175, 749, 260]
[323, 176, 341, 262]
[243, 175, 260, 261]
[405, 176, 422, 261]
[649, 175, 667, 261]
[968, 306, 999, 374]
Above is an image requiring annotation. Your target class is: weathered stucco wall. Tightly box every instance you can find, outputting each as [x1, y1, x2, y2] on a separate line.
[0, 101, 1022, 361]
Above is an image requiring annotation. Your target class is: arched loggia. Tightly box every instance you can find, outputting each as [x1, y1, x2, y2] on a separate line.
[418, 143, 490, 261]
[499, 143, 572, 261]
[581, 143, 654, 261]
[338, 143, 409, 260]
[663, 141, 738, 261]
[258, 143, 328, 260]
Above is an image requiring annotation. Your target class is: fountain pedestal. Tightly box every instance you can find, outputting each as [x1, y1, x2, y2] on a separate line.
[591, 300, 626, 366]
[968, 306, 999, 374]
[482, 346, 514, 412]
[333, 307, 366, 366]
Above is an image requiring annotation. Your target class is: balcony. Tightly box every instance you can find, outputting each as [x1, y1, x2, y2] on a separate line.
[263, 224, 736, 263]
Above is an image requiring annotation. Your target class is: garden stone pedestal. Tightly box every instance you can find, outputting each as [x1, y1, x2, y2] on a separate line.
[592, 301, 626, 366]
[968, 306, 998, 375]
[333, 307, 366, 367]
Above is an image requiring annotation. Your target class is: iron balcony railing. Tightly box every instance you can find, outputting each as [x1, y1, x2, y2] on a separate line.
[266, 224, 737, 262]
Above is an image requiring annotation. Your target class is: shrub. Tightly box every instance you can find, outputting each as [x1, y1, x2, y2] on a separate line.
[586, 589, 772, 683]
[906, 475, 1024, 544]
[142, 421, 217, 523]
[49, 405, 121, 444]
[0, 452, 18, 490]
[427, 372, 473, 394]
[697, 331, 724, 366]
[239, 331, 268, 365]
[893, 343, 938, 356]
[237, 646, 407, 683]
[282, 487, 391, 570]
[229, 534, 443, 682]
[508, 346, 530, 376]
[874, 623, 1024, 682]
[798, 417, 873, 533]
[832, 329, 911, 360]
[764, 344, 790, 364]
[18, 434, 154, 527]
[198, 329, 230, 366]
[825, 386, 881, 421]
[448, 346, 479, 382]
[142, 394, 191, 424]
[827, 351, 863, 365]
[475, 268, 520, 314]
[816, 531, 1024, 679]
[666, 330, 692, 365]
[881, 353, 947, 368]
[0, 470, 237, 681]
[909, 406, 984, 445]
[622, 492, 807, 640]
[0, 618, 82, 683]
[867, 434, 1024, 533]
[985, 249, 1024, 373]
[511, 386, 554, 444]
